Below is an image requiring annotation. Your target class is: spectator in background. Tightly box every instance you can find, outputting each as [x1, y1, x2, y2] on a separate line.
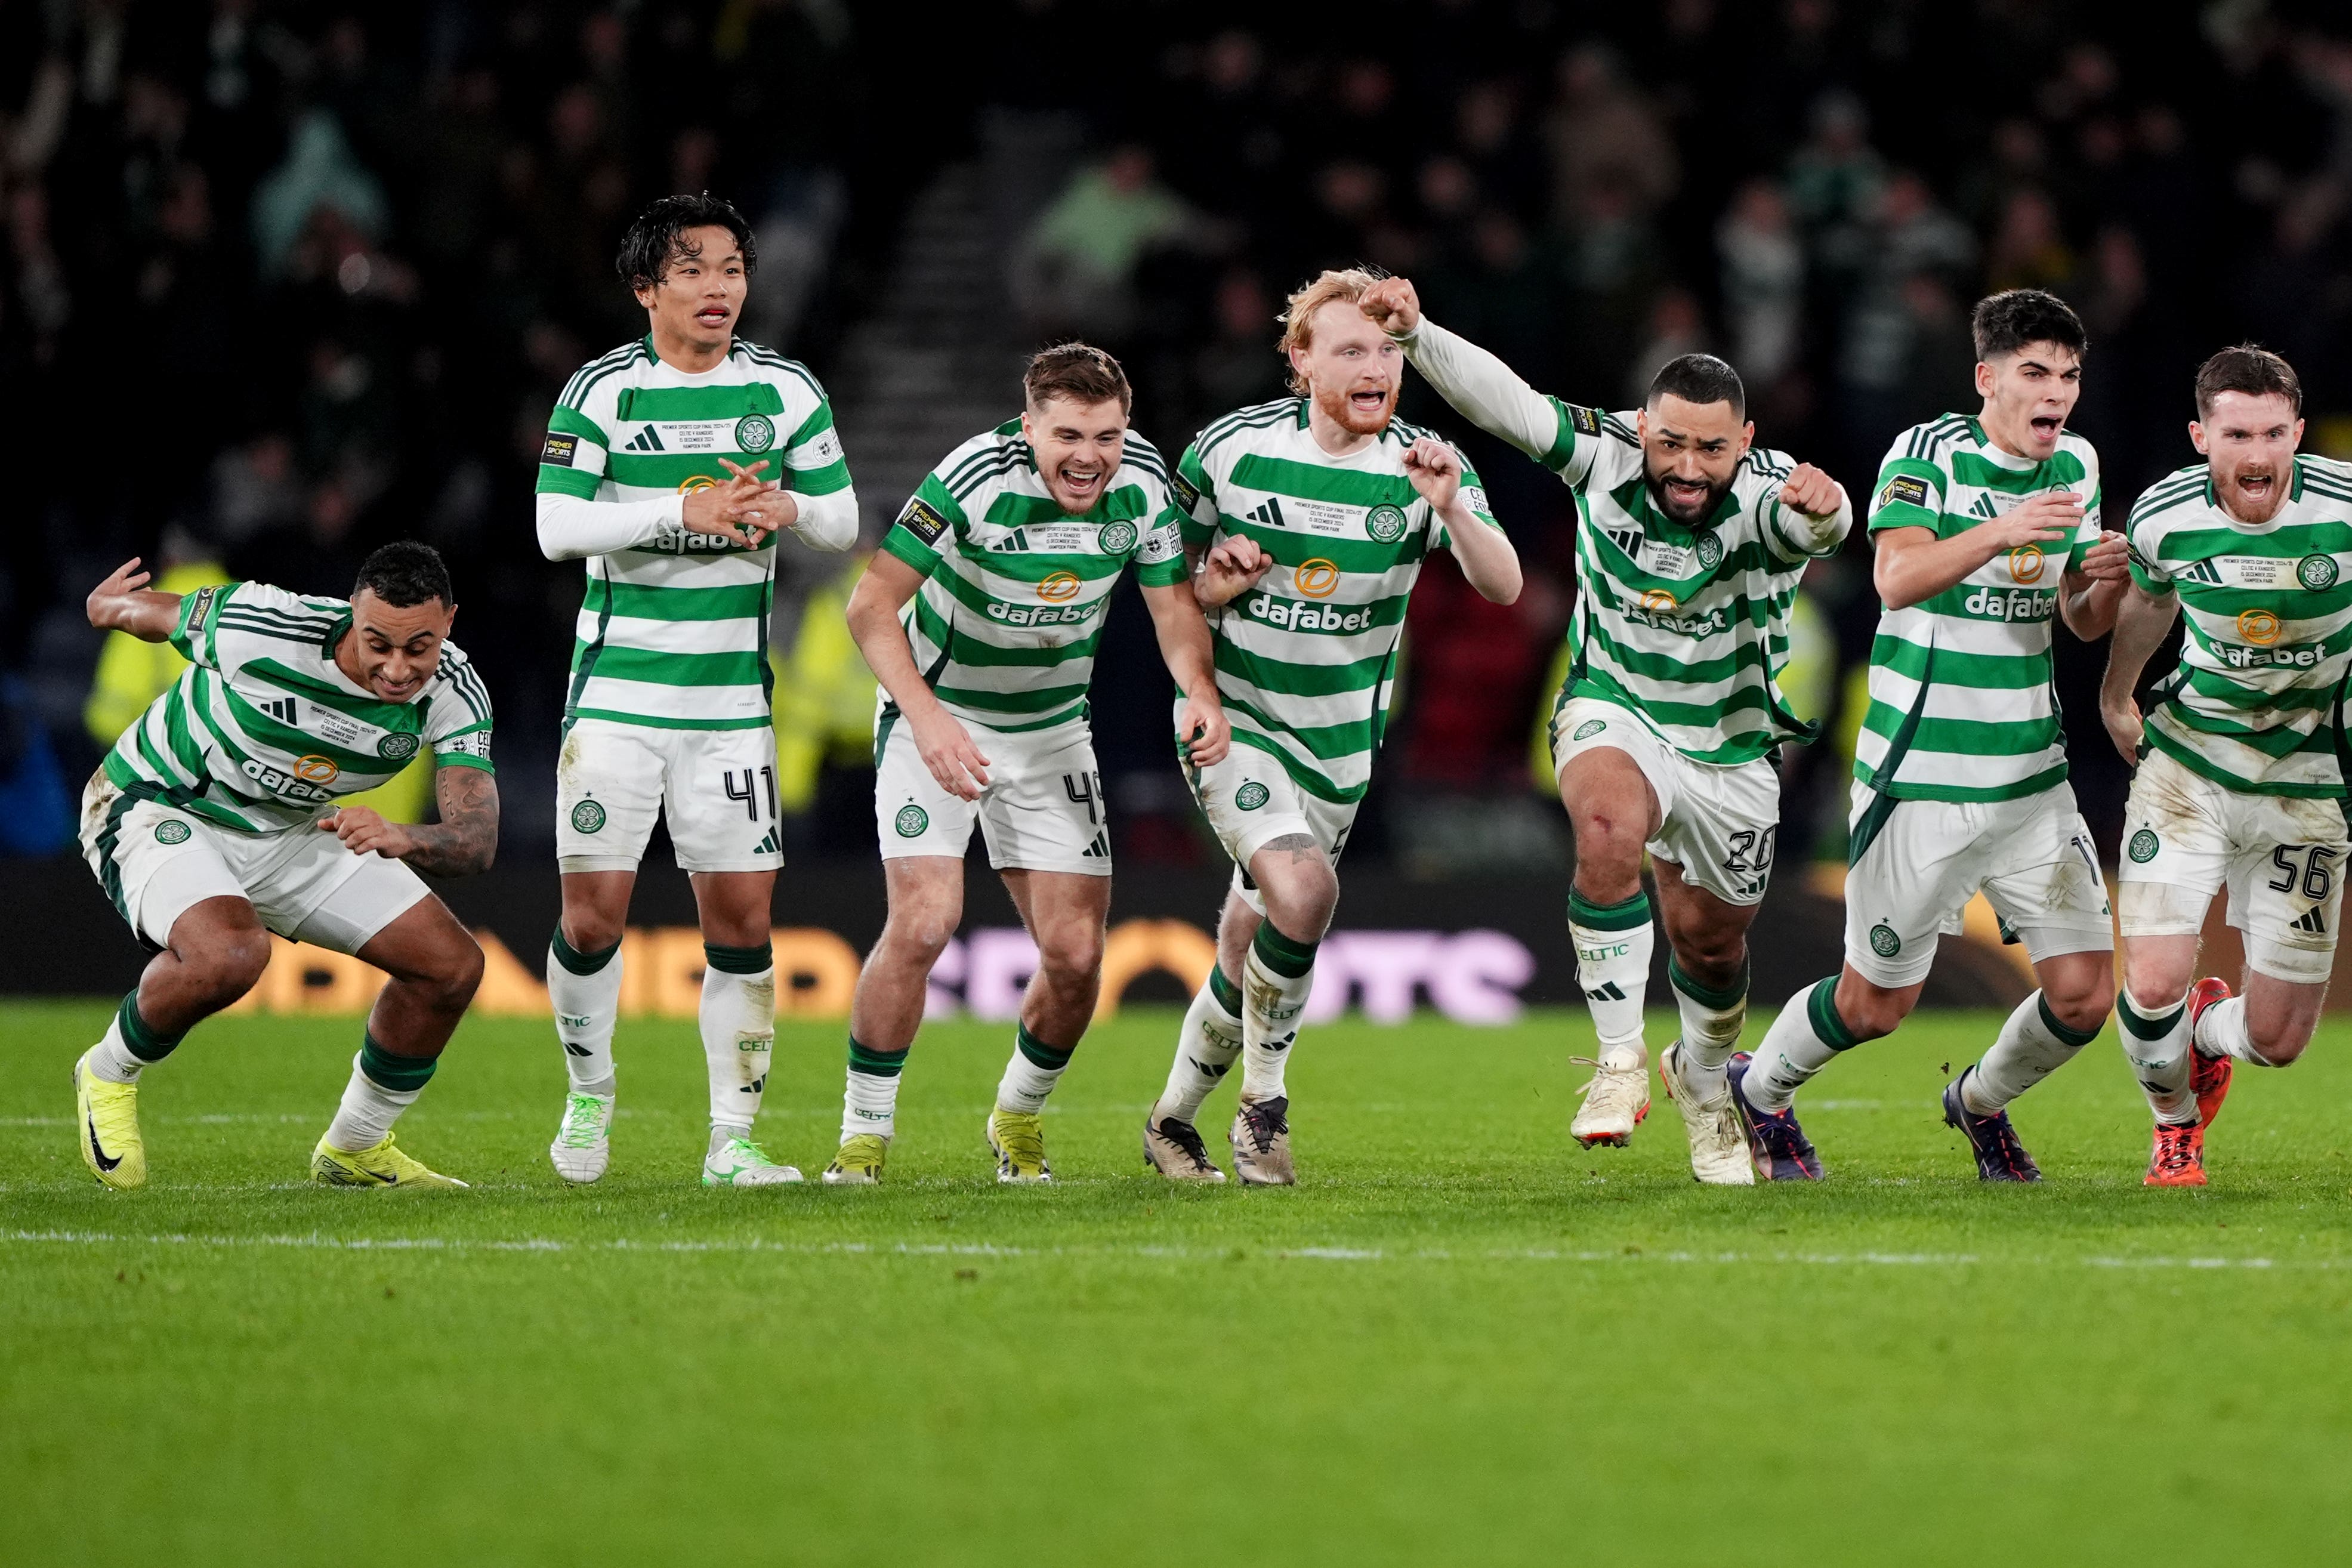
[1717, 178, 1805, 385]
[1623, 286, 1708, 408]
[1985, 187, 2076, 295]
[249, 110, 387, 279]
[1542, 44, 1678, 230]
[1013, 144, 1200, 344]
[1192, 268, 1287, 418]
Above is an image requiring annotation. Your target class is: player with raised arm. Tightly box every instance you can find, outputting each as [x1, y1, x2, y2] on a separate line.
[1141, 268, 1521, 1186]
[1739, 291, 2130, 1181]
[2099, 346, 2352, 1187]
[534, 195, 857, 1188]
[1359, 276, 1848, 1186]
[73, 543, 498, 1190]
[829, 344, 1226, 1183]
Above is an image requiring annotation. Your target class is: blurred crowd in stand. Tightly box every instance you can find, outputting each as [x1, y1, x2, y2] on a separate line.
[7, 1, 2352, 881]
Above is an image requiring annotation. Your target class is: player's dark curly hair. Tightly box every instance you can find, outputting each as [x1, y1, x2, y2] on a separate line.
[2194, 344, 2301, 420]
[616, 193, 758, 293]
[1646, 354, 1745, 420]
[354, 541, 454, 609]
[1972, 289, 2086, 362]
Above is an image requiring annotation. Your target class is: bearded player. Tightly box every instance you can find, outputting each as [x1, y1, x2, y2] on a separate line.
[1740, 290, 2130, 1182]
[829, 344, 1226, 1184]
[535, 195, 857, 1189]
[1360, 276, 1849, 1186]
[1141, 268, 1521, 1185]
[2100, 345, 2352, 1187]
[73, 543, 496, 1190]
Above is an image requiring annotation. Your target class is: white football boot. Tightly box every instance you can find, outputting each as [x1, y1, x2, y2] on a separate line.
[703, 1132, 802, 1187]
[549, 1091, 614, 1183]
[1568, 1052, 1650, 1148]
[1657, 1042, 1755, 1186]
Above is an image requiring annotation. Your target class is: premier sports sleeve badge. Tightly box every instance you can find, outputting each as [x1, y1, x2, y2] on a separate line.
[896, 496, 950, 546]
[1879, 474, 1931, 510]
[541, 433, 579, 467]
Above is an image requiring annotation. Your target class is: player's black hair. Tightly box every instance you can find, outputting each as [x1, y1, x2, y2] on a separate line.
[616, 193, 758, 293]
[2194, 344, 2302, 421]
[353, 541, 454, 609]
[1646, 354, 1746, 420]
[1971, 289, 2086, 362]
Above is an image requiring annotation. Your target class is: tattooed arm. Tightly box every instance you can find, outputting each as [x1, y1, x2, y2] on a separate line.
[318, 765, 501, 876]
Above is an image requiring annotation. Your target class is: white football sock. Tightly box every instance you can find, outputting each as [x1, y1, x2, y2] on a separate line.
[2197, 995, 2293, 1067]
[1158, 966, 1244, 1122]
[843, 1036, 907, 1141]
[87, 1018, 147, 1084]
[1968, 991, 2100, 1114]
[547, 931, 621, 1098]
[1669, 955, 1749, 1091]
[87, 990, 184, 1084]
[1744, 977, 1861, 1112]
[996, 1026, 1074, 1115]
[1570, 889, 1653, 1070]
[2118, 987, 2194, 1124]
[1240, 922, 1317, 1102]
[324, 1042, 428, 1153]
[700, 943, 776, 1133]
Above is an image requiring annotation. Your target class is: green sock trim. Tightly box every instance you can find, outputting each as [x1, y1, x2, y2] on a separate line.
[550, 929, 619, 976]
[358, 1032, 437, 1094]
[1568, 888, 1652, 932]
[2036, 993, 2103, 1049]
[2116, 992, 2183, 1041]
[846, 1035, 907, 1078]
[1807, 977, 1861, 1051]
[703, 942, 773, 976]
[116, 991, 183, 1063]
[1015, 1025, 1074, 1070]
[1251, 922, 1319, 979]
[1668, 955, 1748, 1011]
[1207, 964, 1243, 1017]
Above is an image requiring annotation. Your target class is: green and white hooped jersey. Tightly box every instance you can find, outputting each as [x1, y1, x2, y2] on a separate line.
[2126, 455, 2352, 798]
[879, 419, 1186, 733]
[1859, 416, 2101, 802]
[1545, 405, 1841, 765]
[537, 335, 851, 731]
[1172, 397, 1498, 804]
[100, 582, 494, 834]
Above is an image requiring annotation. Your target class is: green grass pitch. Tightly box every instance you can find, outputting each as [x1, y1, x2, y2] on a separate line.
[5, 998, 2350, 1566]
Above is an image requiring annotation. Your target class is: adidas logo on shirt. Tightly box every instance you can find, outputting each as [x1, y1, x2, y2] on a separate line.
[1247, 498, 1286, 529]
[624, 425, 666, 452]
[260, 696, 298, 725]
[1970, 493, 2001, 520]
[2179, 558, 2224, 585]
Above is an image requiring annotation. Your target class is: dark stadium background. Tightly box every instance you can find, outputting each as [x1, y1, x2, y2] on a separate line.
[5, 0, 2348, 996]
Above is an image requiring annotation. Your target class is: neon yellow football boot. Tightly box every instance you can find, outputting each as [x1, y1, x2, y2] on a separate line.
[986, 1109, 1052, 1183]
[822, 1132, 889, 1186]
[74, 1053, 147, 1191]
[310, 1132, 468, 1189]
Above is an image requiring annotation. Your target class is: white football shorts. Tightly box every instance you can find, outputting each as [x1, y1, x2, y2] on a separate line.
[2118, 747, 2348, 984]
[1551, 695, 1782, 908]
[78, 771, 427, 955]
[1841, 779, 2113, 990]
[875, 709, 1110, 876]
[556, 717, 784, 875]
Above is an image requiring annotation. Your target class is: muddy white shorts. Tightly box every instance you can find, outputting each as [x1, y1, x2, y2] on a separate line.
[78, 772, 427, 955]
[2118, 747, 2348, 984]
[556, 717, 784, 875]
[875, 709, 1110, 875]
[1841, 779, 2113, 989]
[1551, 695, 1782, 907]
[1183, 707, 1357, 916]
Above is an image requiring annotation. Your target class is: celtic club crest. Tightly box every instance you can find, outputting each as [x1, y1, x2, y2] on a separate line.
[894, 804, 930, 838]
[1234, 782, 1270, 811]
[571, 800, 607, 834]
[1100, 520, 1138, 555]
[734, 413, 776, 452]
